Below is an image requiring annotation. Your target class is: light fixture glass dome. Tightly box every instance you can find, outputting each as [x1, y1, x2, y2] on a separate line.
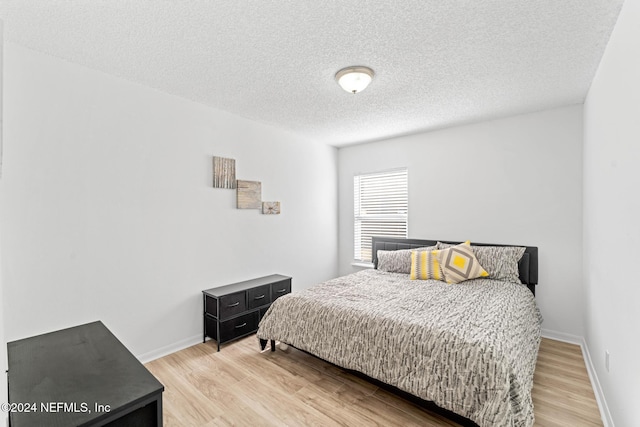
[335, 66, 374, 94]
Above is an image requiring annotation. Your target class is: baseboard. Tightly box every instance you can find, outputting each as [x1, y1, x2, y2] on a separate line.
[541, 329, 614, 427]
[540, 328, 583, 345]
[580, 338, 615, 427]
[136, 334, 202, 364]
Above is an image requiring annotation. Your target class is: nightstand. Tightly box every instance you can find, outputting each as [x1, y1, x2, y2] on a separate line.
[202, 274, 292, 351]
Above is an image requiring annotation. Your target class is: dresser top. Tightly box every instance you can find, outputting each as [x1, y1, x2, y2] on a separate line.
[7, 320, 163, 427]
[203, 274, 291, 297]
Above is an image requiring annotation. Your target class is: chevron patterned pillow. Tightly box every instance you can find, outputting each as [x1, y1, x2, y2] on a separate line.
[410, 249, 445, 281]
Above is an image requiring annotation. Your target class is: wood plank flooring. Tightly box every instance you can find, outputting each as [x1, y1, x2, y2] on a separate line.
[144, 336, 602, 426]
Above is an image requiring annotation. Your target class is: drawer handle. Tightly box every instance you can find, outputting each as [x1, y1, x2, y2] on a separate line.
[234, 323, 247, 329]
[227, 302, 240, 308]
[254, 294, 266, 300]
[275, 289, 287, 293]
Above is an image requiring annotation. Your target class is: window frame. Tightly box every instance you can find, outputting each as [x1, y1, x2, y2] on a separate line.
[353, 168, 408, 264]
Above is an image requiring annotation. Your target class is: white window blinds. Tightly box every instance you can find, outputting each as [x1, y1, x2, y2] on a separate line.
[354, 168, 408, 262]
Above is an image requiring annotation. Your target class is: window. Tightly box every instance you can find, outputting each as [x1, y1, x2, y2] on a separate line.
[354, 168, 408, 263]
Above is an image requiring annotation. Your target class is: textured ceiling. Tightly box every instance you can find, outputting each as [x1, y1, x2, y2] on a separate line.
[0, 1, 624, 146]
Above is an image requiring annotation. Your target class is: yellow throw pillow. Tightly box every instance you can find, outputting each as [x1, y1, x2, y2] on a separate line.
[410, 249, 444, 281]
[439, 241, 489, 284]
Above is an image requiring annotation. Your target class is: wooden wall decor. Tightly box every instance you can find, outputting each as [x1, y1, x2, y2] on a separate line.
[262, 202, 281, 215]
[237, 180, 262, 209]
[213, 156, 236, 189]
[213, 155, 280, 213]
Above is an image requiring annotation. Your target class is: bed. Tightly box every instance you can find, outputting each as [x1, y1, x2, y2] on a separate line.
[256, 237, 542, 427]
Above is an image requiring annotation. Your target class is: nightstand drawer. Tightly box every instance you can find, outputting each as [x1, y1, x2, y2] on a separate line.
[204, 314, 218, 341]
[219, 311, 259, 342]
[204, 295, 218, 317]
[271, 279, 291, 301]
[219, 291, 246, 319]
[247, 285, 271, 309]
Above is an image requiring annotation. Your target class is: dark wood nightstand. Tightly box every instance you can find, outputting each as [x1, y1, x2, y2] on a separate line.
[202, 274, 292, 351]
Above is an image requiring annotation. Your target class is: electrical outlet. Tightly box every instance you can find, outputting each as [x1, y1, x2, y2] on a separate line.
[605, 350, 610, 372]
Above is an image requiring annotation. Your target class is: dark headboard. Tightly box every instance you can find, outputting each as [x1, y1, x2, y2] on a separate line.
[371, 237, 538, 295]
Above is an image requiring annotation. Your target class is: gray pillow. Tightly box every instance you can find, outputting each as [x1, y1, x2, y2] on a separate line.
[377, 246, 438, 274]
[437, 242, 525, 284]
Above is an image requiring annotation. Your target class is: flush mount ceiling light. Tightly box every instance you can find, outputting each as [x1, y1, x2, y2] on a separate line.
[335, 66, 375, 94]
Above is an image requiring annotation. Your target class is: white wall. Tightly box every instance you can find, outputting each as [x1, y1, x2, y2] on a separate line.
[0, 20, 7, 427]
[338, 106, 584, 336]
[583, 0, 640, 425]
[0, 43, 338, 361]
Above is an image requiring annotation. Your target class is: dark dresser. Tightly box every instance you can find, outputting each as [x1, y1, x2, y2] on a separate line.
[202, 274, 292, 351]
[7, 321, 163, 427]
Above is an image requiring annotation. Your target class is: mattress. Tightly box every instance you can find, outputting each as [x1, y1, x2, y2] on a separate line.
[257, 269, 542, 427]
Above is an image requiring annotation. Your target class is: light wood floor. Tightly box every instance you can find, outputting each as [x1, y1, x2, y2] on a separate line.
[145, 336, 603, 426]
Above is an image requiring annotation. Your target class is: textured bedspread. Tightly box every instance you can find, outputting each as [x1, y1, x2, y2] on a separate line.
[257, 269, 542, 427]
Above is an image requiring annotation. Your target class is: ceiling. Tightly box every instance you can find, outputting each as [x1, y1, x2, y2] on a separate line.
[0, 1, 624, 147]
